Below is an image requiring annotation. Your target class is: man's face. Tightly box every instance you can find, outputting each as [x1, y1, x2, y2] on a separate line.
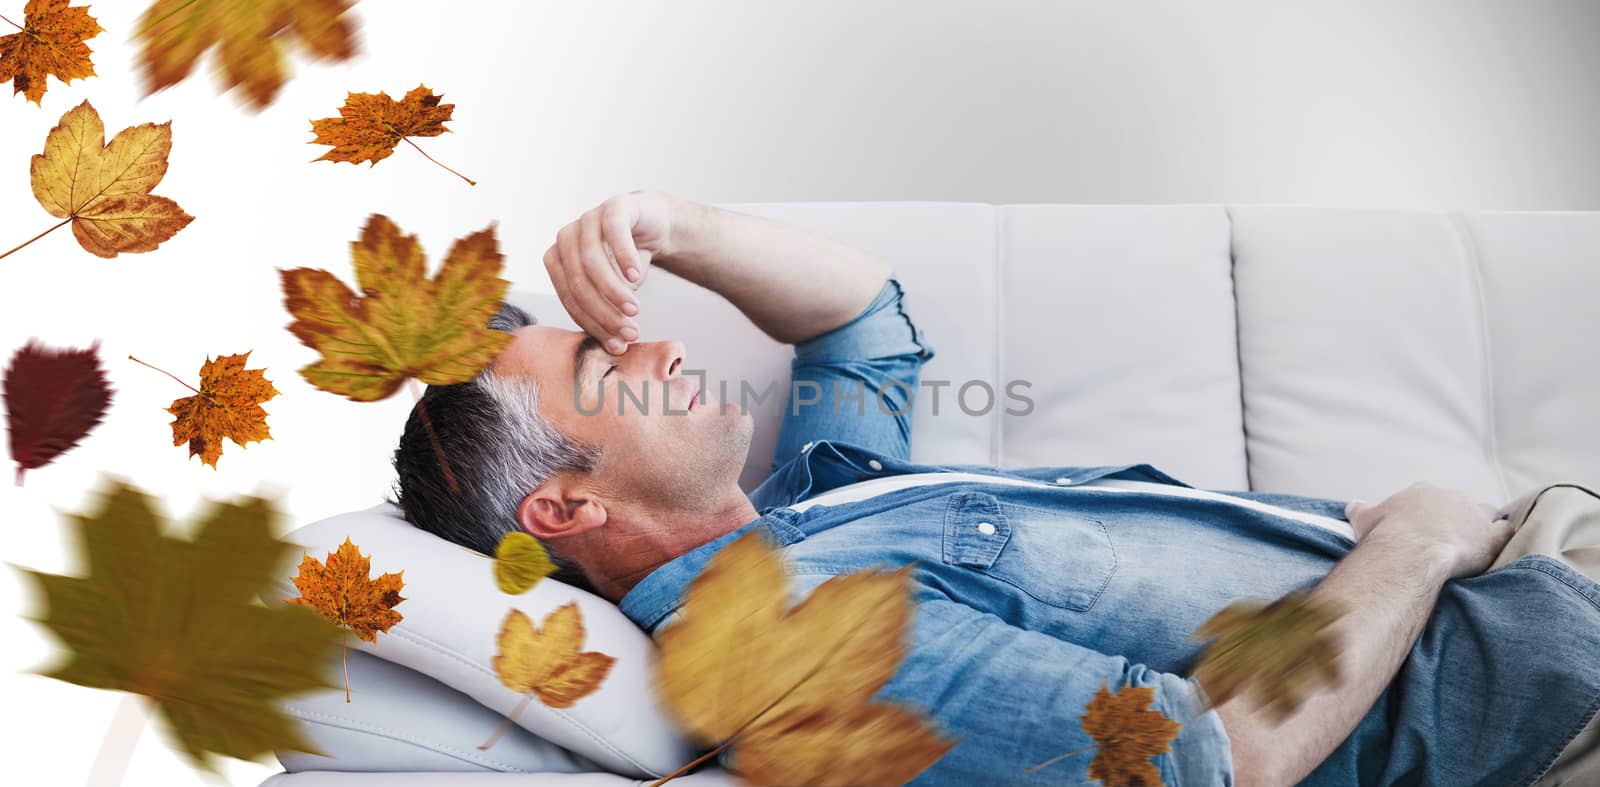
[492, 325, 754, 508]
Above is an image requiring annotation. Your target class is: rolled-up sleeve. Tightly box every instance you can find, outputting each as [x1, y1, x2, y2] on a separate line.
[772, 274, 936, 471]
[879, 598, 1236, 786]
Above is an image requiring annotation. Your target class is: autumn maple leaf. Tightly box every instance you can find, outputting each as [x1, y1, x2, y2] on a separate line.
[1079, 684, 1184, 787]
[652, 528, 957, 786]
[1189, 591, 1347, 722]
[494, 531, 557, 595]
[0, 0, 103, 103]
[479, 603, 616, 750]
[129, 351, 279, 468]
[3, 339, 113, 485]
[10, 479, 343, 773]
[311, 84, 475, 185]
[278, 214, 513, 402]
[3, 101, 193, 261]
[285, 537, 406, 701]
[134, 0, 359, 110]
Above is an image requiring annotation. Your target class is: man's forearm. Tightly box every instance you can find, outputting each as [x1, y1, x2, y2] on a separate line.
[1216, 530, 1455, 786]
[656, 196, 892, 345]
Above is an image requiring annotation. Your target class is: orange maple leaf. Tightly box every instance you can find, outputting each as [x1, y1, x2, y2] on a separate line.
[310, 84, 473, 185]
[285, 537, 406, 701]
[0, 0, 102, 103]
[134, 0, 358, 110]
[1080, 684, 1183, 787]
[137, 351, 280, 468]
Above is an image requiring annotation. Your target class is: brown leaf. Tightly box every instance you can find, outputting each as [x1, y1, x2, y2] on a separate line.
[134, 0, 358, 110]
[1081, 684, 1182, 787]
[278, 214, 511, 402]
[0, 0, 103, 103]
[2, 339, 113, 485]
[19, 101, 193, 259]
[310, 85, 473, 184]
[1189, 591, 1346, 721]
[653, 528, 956, 786]
[165, 351, 280, 468]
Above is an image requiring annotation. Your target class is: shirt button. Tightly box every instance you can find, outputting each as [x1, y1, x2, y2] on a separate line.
[976, 521, 996, 536]
[1054, 476, 1072, 484]
[801, 442, 813, 452]
[868, 459, 883, 471]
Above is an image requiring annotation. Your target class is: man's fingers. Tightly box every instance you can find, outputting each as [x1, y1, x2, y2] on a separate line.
[579, 210, 640, 322]
[1345, 499, 1366, 520]
[601, 206, 645, 285]
[544, 244, 606, 344]
[576, 213, 636, 345]
[552, 230, 617, 348]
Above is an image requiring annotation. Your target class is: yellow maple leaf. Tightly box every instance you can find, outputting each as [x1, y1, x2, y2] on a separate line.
[493, 531, 557, 595]
[479, 603, 616, 750]
[3, 101, 193, 261]
[652, 528, 956, 786]
[285, 537, 406, 701]
[134, 0, 358, 110]
[310, 84, 474, 185]
[1078, 684, 1183, 787]
[139, 351, 280, 468]
[278, 213, 513, 402]
[1190, 591, 1346, 721]
[0, 0, 103, 104]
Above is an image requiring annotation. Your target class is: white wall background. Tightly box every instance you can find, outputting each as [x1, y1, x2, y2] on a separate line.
[1, 1, 1597, 784]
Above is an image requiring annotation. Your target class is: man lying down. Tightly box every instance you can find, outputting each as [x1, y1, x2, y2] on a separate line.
[389, 190, 1600, 787]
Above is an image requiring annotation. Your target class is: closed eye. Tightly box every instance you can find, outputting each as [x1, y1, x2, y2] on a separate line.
[602, 365, 617, 378]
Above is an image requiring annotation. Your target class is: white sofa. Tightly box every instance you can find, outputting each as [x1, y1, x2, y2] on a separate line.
[258, 203, 1600, 787]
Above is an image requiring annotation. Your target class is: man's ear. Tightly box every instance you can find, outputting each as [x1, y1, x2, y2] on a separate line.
[517, 477, 608, 540]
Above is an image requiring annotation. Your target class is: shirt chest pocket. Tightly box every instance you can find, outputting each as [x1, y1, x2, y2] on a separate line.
[940, 491, 1118, 612]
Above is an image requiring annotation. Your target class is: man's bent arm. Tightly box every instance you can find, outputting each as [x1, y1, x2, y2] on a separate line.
[655, 195, 893, 345]
[1215, 530, 1455, 786]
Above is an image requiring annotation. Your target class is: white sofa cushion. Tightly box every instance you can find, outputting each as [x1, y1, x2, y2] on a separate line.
[268, 503, 699, 780]
[1231, 207, 1600, 504]
[277, 648, 605, 774]
[997, 205, 1245, 489]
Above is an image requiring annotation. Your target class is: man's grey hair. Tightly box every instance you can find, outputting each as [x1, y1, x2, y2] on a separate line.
[390, 302, 602, 595]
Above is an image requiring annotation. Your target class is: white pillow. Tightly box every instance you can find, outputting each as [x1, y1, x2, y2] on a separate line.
[267, 503, 699, 779]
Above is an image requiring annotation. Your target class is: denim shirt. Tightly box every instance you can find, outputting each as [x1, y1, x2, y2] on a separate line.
[618, 276, 1600, 786]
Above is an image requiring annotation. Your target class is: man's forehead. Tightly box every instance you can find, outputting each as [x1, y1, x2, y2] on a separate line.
[494, 325, 582, 379]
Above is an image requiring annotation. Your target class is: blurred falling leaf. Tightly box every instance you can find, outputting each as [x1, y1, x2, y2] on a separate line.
[9, 479, 342, 774]
[278, 213, 512, 402]
[0, 0, 103, 103]
[134, 0, 358, 110]
[3, 100, 193, 261]
[130, 351, 280, 468]
[494, 531, 556, 595]
[311, 84, 474, 185]
[285, 537, 406, 702]
[480, 603, 615, 749]
[652, 528, 956, 786]
[3, 339, 113, 485]
[1189, 591, 1346, 722]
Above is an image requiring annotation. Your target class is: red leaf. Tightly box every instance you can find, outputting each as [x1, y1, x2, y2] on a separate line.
[3, 340, 114, 485]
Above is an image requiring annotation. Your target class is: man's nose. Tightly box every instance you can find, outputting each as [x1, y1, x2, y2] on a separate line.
[647, 339, 687, 381]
